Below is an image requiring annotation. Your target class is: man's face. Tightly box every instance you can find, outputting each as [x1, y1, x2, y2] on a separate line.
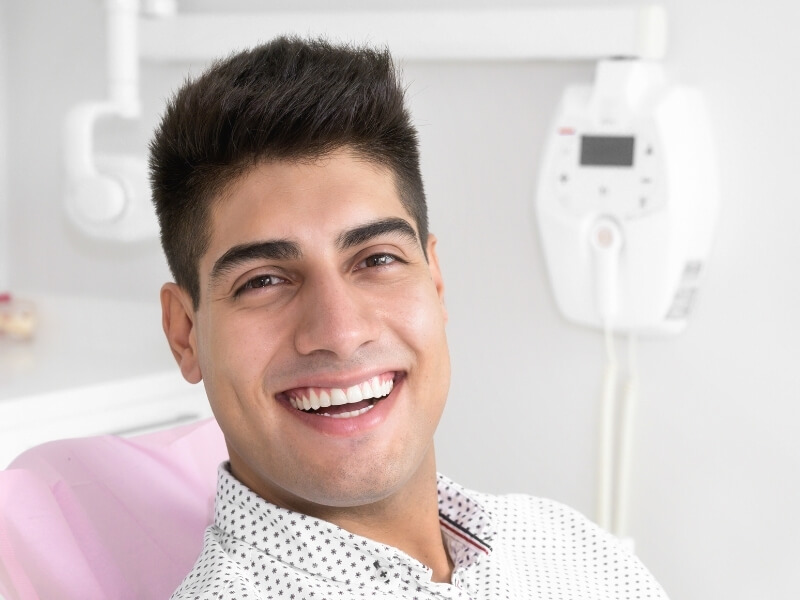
[167, 149, 449, 513]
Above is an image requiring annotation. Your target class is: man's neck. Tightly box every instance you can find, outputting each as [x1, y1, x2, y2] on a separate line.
[294, 449, 453, 583]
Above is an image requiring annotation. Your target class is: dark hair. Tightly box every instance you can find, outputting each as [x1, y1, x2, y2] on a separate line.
[149, 36, 428, 309]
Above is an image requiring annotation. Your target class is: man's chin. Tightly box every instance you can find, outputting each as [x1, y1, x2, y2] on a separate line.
[229, 443, 436, 517]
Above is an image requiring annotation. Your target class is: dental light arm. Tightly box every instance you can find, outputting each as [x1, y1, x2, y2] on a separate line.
[63, 0, 156, 241]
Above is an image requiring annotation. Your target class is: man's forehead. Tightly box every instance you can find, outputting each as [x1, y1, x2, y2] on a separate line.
[199, 154, 420, 273]
[208, 150, 407, 228]
[215, 149, 397, 202]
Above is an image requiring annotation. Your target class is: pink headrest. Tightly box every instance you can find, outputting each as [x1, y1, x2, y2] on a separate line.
[0, 418, 226, 600]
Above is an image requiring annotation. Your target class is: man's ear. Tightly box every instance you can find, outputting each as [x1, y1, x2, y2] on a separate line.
[160, 283, 203, 384]
[425, 234, 448, 323]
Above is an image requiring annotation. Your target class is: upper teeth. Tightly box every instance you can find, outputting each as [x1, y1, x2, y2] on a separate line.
[288, 375, 394, 411]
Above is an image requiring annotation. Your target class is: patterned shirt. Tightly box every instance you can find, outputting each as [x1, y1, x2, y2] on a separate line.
[171, 464, 669, 599]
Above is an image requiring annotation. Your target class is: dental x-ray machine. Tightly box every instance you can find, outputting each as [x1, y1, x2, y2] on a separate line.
[536, 58, 719, 539]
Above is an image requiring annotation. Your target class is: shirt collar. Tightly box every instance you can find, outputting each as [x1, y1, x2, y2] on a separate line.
[436, 473, 495, 567]
[213, 464, 495, 584]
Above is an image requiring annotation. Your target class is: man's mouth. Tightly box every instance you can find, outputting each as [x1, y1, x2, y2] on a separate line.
[283, 373, 396, 419]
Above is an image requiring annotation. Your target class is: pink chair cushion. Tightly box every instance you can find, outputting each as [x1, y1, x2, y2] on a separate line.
[0, 418, 226, 600]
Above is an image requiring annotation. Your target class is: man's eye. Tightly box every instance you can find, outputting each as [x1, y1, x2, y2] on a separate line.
[236, 274, 284, 296]
[358, 254, 399, 269]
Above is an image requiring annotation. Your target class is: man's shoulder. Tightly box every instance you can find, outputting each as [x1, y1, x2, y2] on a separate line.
[471, 487, 624, 550]
[438, 474, 609, 549]
[464, 487, 669, 599]
[458, 481, 595, 528]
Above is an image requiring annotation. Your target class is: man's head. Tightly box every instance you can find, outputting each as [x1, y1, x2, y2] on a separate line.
[151, 38, 450, 516]
[150, 36, 428, 310]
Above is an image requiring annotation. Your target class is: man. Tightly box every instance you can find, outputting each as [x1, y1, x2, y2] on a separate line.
[151, 37, 668, 599]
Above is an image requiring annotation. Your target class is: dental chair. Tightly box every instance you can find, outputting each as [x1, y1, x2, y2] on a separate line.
[0, 418, 226, 600]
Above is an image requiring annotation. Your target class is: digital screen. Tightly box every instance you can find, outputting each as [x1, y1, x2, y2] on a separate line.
[580, 135, 635, 167]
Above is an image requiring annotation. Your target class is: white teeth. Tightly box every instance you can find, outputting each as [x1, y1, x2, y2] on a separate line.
[288, 375, 395, 412]
[318, 390, 331, 408]
[330, 388, 347, 406]
[325, 404, 375, 419]
[377, 376, 394, 398]
[309, 389, 320, 410]
[347, 385, 363, 403]
[360, 380, 374, 398]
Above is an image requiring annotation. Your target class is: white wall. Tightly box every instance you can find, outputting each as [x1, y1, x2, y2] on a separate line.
[3, 1, 799, 599]
[0, 2, 9, 291]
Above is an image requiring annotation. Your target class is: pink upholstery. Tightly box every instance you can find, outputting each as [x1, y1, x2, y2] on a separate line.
[0, 418, 226, 600]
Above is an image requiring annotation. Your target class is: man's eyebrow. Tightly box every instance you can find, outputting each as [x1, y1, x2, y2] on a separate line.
[337, 217, 420, 251]
[210, 240, 301, 283]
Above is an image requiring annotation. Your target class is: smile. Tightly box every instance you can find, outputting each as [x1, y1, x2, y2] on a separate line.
[284, 373, 395, 419]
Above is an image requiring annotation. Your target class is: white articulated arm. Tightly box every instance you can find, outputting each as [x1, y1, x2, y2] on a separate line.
[63, 0, 156, 241]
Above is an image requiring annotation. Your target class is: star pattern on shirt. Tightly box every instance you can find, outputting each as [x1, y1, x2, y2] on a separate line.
[170, 464, 669, 599]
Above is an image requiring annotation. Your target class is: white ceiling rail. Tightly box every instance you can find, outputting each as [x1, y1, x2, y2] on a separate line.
[139, 5, 668, 63]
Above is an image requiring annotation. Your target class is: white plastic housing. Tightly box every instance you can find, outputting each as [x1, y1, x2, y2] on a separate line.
[535, 60, 719, 335]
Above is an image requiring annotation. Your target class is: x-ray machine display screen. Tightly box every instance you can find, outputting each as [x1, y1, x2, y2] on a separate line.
[580, 135, 635, 167]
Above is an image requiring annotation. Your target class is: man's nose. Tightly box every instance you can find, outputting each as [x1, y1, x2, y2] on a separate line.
[293, 274, 380, 359]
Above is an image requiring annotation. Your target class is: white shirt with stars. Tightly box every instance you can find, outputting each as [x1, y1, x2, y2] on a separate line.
[170, 464, 669, 599]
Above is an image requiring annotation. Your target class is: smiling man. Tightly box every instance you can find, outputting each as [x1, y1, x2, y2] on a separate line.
[151, 37, 668, 599]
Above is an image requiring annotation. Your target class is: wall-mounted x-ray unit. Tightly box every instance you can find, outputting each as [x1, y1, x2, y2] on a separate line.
[535, 59, 719, 336]
[63, 1, 667, 241]
[533, 59, 719, 541]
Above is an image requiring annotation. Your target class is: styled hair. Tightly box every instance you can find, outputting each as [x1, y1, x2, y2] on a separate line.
[149, 36, 427, 309]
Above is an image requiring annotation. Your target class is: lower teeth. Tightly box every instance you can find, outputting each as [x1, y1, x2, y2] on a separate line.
[302, 396, 385, 418]
[321, 404, 375, 419]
